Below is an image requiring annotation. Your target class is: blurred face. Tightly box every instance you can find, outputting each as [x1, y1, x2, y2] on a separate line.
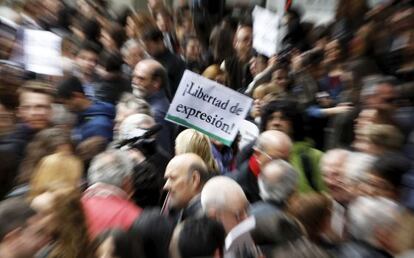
[132, 62, 155, 98]
[360, 173, 396, 199]
[325, 40, 341, 64]
[156, 13, 171, 32]
[272, 69, 289, 90]
[124, 45, 146, 68]
[6, 214, 52, 258]
[185, 39, 201, 61]
[265, 111, 292, 136]
[321, 157, 350, 203]
[164, 162, 196, 209]
[234, 27, 252, 60]
[96, 237, 118, 258]
[125, 16, 137, 38]
[18, 91, 52, 130]
[76, 50, 98, 76]
[100, 30, 117, 51]
[365, 84, 396, 111]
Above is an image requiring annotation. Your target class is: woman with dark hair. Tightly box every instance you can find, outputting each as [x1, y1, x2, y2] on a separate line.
[95, 229, 146, 258]
[260, 100, 325, 193]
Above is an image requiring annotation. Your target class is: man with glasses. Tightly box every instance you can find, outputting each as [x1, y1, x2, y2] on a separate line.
[230, 130, 292, 203]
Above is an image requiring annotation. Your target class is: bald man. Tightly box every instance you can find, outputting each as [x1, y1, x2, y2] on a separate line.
[163, 153, 211, 223]
[230, 130, 292, 203]
[132, 59, 174, 154]
[201, 176, 249, 233]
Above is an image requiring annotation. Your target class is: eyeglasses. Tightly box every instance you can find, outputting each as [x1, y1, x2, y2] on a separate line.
[259, 149, 280, 161]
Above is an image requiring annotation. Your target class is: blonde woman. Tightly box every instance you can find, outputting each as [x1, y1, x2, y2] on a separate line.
[29, 152, 83, 199]
[175, 129, 220, 174]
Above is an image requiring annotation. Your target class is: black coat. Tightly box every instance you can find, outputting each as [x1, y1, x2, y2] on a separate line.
[229, 160, 261, 204]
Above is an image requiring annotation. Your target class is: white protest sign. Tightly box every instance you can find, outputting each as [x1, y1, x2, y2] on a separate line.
[252, 6, 280, 57]
[24, 29, 62, 76]
[292, 0, 338, 25]
[166, 70, 253, 146]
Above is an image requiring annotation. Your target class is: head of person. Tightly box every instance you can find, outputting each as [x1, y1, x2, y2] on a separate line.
[118, 113, 156, 142]
[258, 159, 298, 204]
[141, 27, 165, 56]
[132, 59, 168, 98]
[233, 24, 253, 62]
[114, 94, 152, 136]
[175, 129, 220, 173]
[153, 7, 173, 33]
[201, 65, 229, 86]
[323, 39, 343, 66]
[29, 152, 83, 199]
[184, 36, 202, 61]
[344, 152, 377, 200]
[288, 193, 333, 242]
[164, 153, 210, 210]
[18, 127, 73, 184]
[321, 149, 351, 204]
[271, 67, 291, 91]
[201, 176, 249, 233]
[253, 130, 292, 169]
[57, 76, 90, 113]
[260, 100, 305, 141]
[249, 54, 269, 77]
[75, 41, 100, 77]
[130, 208, 175, 258]
[360, 75, 398, 111]
[348, 196, 400, 250]
[0, 198, 49, 258]
[95, 229, 145, 258]
[359, 124, 404, 156]
[87, 149, 135, 195]
[18, 81, 54, 131]
[100, 23, 126, 52]
[31, 188, 94, 258]
[360, 152, 410, 200]
[121, 39, 148, 68]
[170, 217, 225, 258]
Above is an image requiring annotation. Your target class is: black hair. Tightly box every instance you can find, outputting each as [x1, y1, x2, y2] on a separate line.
[141, 27, 164, 42]
[260, 100, 305, 141]
[178, 216, 225, 258]
[98, 51, 123, 72]
[371, 151, 411, 189]
[77, 40, 101, 56]
[95, 229, 146, 258]
[0, 198, 35, 240]
[104, 23, 126, 49]
[57, 76, 84, 99]
[81, 18, 101, 43]
[129, 208, 175, 258]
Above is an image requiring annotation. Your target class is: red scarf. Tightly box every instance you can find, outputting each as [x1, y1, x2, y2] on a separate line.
[249, 155, 261, 178]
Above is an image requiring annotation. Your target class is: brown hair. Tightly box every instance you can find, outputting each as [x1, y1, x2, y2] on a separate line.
[48, 188, 95, 258]
[18, 128, 72, 184]
[29, 152, 83, 199]
[287, 193, 333, 241]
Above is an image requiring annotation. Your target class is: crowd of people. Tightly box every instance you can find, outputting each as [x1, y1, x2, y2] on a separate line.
[0, 0, 414, 257]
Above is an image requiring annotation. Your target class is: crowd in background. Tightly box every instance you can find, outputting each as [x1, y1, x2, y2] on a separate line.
[0, 0, 414, 257]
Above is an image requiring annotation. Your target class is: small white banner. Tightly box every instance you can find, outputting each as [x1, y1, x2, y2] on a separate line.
[252, 6, 280, 57]
[166, 70, 253, 146]
[24, 29, 62, 76]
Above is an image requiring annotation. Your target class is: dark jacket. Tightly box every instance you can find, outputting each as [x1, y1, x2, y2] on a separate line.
[154, 50, 186, 98]
[75, 101, 115, 143]
[224, 55, 253, 92]
[145, 91, 175, 154]
[95, 74, 132, 105]
[229, 159, 261, 203]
